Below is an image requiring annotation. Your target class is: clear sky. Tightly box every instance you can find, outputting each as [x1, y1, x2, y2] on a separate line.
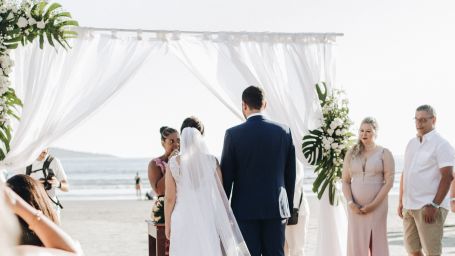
[52, 0, 455, 158]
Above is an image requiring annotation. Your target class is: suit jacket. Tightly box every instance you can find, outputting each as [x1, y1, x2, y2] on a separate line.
[221, 115, 296, 220]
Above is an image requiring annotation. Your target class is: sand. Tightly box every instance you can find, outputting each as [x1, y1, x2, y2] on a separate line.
[60, 195, 455, 256]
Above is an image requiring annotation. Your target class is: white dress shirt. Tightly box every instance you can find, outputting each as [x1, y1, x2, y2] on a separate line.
[403, 130, 455, 210]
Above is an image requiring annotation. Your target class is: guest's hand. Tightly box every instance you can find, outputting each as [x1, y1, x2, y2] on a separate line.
[49, 176, 61, 188]
[349, 202, 362, 214]
[397, 202, 403, 219]
[423, 205, 437, 224]
[169, 149, 179, 158]
[360, 204, 375, 214]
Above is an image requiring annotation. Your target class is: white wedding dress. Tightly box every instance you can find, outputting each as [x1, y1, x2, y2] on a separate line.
[168, 128, 250, 256]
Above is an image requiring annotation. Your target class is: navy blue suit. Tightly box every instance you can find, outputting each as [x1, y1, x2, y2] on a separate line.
[221, 115, 296, 256]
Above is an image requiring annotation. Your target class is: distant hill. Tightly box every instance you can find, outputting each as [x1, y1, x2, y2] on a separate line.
[48, 147, 118, 159]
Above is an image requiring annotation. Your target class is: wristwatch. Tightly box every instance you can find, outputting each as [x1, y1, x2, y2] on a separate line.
[429, 202, 440, 208]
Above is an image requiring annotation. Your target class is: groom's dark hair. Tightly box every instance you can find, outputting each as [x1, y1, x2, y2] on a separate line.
[181, 116, 205, 135]
[242, 86, 264, 110]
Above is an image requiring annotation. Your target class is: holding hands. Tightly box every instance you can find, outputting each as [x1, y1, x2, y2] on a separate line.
[360, 203, 375, 214]
[348, 200, 375, 215]
[348, 201, 362, 215]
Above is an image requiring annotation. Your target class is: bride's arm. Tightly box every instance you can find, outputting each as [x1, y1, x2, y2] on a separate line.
[164, 162, 177, 240]
[3, 186, 82, 255]
[215, 158, 223, 183]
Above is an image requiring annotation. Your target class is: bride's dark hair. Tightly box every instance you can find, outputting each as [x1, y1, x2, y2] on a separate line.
[181, 116, 204, 135]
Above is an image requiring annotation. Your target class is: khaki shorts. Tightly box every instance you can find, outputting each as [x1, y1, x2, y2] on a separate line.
[403, 207, 448, 255]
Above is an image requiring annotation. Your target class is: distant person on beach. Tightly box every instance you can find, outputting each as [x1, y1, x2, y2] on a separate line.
[164, 116, 250, 255]
[399, 105, 454, 256]
[0, 183, 82, 255]
[7, 174, 59, 247]
[148, 126, 180, 196]
[135, 172, 142, 200]
[19, 149, 69, 219]
[342, 117, 395, 256]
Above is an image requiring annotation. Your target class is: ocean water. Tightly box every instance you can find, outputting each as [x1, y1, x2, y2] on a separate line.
[58, 157, 152, 200]
[55, 157, 402, 201]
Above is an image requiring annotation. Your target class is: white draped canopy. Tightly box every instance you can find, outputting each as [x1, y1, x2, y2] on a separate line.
[4, 27, 346, 255]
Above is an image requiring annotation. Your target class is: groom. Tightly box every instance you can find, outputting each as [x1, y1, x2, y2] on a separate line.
[221, 86, 296, 256]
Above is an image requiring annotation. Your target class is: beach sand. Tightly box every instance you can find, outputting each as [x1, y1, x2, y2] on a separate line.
[60, 195, 455, 256]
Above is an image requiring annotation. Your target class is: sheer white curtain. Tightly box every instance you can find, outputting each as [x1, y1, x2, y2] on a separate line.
[171, 32, 346, 256]
[1, 28, 164, 171]
[172, 33, 336, 161]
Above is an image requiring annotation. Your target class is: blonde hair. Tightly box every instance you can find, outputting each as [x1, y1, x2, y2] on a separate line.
[0, 184, 20, 256]
[351, 117, 378, 158]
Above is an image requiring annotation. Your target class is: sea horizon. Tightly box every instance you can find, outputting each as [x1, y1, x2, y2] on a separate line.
[4, 148, 404, 201]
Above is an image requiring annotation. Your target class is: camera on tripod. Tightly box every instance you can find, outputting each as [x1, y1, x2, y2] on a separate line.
[39, 170, 55, 191]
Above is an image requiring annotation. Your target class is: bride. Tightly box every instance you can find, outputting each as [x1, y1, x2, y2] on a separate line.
[164, 117, 250, 256]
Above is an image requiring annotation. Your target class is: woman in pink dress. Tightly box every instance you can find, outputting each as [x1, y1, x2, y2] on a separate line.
[342, 117, 395, 256]
[148, 126, 180, 196]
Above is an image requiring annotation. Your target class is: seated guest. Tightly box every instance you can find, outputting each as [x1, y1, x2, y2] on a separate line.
[148, 126, 180, 196]
[7, 174, 59, 246]
[0, 183, 82, 255]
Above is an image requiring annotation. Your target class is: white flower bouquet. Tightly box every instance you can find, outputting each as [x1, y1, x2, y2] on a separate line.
[302, 82, 354, 205]
[152, 196, 165, 224]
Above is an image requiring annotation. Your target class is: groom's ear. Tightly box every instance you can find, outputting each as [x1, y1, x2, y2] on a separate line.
[261, 100, 267, 110]
[242, 101, 248, 111]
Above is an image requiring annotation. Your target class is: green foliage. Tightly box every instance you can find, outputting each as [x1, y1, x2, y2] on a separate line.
[1, 1, 79, 50]
[0, 1, 78, 160]
[152, 197, 165, 224]
[302, 82, 354, 205]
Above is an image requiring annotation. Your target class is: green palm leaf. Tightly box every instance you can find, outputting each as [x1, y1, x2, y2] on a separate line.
[44, 3, 62, 20]
[0, 1, 78, 160]
[302, 82, 354, 205]
[302, 129, 323, 165]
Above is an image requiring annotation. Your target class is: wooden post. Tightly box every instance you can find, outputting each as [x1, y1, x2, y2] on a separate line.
[147, 220, 169, 256]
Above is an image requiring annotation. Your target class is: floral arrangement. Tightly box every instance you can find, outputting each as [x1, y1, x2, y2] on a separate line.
[152, 196, 165, 224]
[0, 0, 77, 159]
[302, 82, 354, 205]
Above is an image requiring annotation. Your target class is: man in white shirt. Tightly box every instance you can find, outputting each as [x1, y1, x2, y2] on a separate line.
[398, 105, 454, 256]
[20, 149, 69, 218]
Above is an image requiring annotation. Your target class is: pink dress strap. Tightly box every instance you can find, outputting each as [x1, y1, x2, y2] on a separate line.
[153, 158, 166, 175]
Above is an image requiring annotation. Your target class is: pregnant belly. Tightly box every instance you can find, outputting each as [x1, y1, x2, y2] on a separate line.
[351, 182, 382, 206]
